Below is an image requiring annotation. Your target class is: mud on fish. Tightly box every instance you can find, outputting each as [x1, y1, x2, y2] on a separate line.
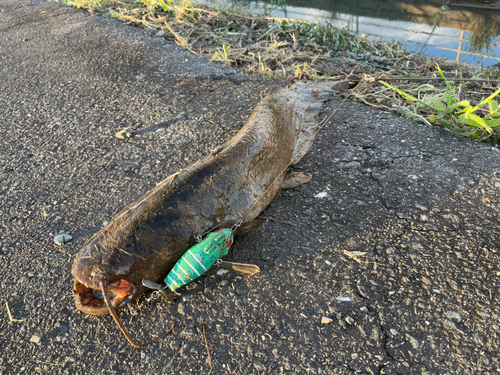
[72, 80, 348, 347]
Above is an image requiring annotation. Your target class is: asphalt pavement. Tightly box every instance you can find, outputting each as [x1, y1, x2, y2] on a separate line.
[1, 1, 500, 374]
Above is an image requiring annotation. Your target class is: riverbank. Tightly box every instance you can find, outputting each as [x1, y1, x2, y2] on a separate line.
[59, 0, 500, 147]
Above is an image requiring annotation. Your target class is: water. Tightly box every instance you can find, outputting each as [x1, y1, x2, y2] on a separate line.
[234, 0, 500, 67]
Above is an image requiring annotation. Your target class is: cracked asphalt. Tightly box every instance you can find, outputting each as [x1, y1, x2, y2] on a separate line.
[1, 0, 500, 374]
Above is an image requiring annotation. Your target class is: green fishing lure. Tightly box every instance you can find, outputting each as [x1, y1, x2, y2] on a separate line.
[165, 229, 233, 291]
[142, 227, 259, 298]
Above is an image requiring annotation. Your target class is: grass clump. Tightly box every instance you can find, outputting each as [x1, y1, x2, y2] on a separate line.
[379, 65, 500, 146]
[59, 0, 500, 147]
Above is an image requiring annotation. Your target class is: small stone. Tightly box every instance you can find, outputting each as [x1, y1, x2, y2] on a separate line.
[30, 335, 41, 344]
[65, 356, 75, 362]
[406, 334, 420, 350]
[54, 234, 72, 245]
[156, 30, 165, 37]
[115, 127, 134, 139]
[240, 24, 249, 31]
[321, 317, 333, 325]
[446, 311, 462, 323]
[59, 325, 68, 333]
[336, 297, 352, 302]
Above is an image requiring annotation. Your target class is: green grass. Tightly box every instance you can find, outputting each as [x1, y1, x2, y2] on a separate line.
[380, 65, 500, 146]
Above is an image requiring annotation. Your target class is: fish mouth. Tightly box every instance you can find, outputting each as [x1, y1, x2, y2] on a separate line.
[73, 279, 136, 315]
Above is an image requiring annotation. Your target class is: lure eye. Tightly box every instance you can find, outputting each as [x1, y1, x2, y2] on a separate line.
[116, 265, 131, 276]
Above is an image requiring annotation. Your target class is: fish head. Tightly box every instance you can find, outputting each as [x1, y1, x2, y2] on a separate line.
[72, 233, 142, 316]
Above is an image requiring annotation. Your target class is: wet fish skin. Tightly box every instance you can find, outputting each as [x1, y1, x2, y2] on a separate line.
[72, 81, 343, 315]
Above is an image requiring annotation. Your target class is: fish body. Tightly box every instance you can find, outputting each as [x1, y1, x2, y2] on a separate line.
[72, 81, 342, 315]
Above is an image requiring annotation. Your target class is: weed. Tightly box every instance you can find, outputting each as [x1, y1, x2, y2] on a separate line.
[380, 64, 500, 146]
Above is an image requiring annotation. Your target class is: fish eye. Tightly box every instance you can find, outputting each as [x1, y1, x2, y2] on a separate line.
[116, 265, 131, 276]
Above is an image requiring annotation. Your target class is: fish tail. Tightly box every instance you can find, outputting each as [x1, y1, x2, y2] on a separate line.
[289, 81, 347, 165]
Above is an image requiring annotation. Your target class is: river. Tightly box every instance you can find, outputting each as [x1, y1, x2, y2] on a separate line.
[234, 0, 500, 67]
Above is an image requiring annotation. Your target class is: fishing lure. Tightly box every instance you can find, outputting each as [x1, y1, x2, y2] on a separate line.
[142, 228, 259, 299]
[166, 229, 233, 291]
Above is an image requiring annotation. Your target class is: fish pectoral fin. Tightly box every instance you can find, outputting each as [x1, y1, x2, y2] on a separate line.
[281, 172, 313, 189]
[232, 220, 262, 235]
[331, 79, 351, 93]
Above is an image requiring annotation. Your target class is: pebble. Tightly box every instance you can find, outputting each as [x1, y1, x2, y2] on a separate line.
[54, 234, 72, 245]
[446, 311, 462, 323]
[407, 334, 420, 350]
[156, 30, 165, 37]
[115, 127, 134, 139]
[59, 324, 68, 333]
[321, 317, 333, 325]
[336, 297, 352, 302]
[30, 335, 41, 344]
